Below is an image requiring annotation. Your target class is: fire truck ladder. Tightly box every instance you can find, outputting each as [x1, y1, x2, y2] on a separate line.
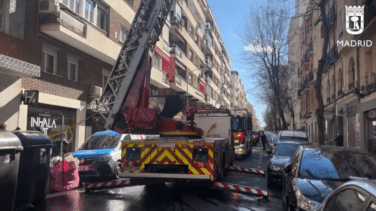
[95, 0, 174, 130]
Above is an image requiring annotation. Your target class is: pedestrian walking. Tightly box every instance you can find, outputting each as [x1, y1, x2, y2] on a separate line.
[334, 133, 344, 146]
[261, 131, 267, 150]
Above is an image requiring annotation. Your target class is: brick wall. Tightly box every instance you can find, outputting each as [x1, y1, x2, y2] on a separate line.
[108, 7, 132, 44]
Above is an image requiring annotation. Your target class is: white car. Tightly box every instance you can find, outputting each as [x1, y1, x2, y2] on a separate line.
[72, 130, 158, 182]
[276, 130, 309, 146]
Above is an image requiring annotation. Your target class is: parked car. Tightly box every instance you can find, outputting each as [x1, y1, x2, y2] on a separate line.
[72, 130, 156, 182]
[282, 145, 376, 211]
[266, 141, 312, 189]
[315, 179, 376, 211]
[277, 130, 309, 145]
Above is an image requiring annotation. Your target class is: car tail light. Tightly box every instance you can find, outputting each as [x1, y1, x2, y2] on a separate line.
[233, 132, 245, 144]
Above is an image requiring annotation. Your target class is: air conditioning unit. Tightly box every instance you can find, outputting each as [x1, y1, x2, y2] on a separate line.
[39, 0, 60, 14]
[90, 86, 102, 98]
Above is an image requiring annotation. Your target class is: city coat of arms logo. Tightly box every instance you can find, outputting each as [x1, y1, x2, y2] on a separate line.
[345, 5, 365, 35]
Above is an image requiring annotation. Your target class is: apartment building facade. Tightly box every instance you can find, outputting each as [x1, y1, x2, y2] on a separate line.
[230, 71, 247, 110]
[296, 0, 376, 153]
[0, 0, 240, 152]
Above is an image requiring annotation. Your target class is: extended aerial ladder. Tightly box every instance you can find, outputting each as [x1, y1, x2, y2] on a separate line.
[94, 0, 202, 137]
[83, 0, 272, 199]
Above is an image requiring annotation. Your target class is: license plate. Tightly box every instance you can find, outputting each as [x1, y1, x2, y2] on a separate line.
[0, 154, 10, 164]
[122, 166, 140, 171]
[79, 166, 90, 171]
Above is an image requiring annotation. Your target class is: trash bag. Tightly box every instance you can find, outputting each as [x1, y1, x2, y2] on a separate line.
[50, 156, 80, 192]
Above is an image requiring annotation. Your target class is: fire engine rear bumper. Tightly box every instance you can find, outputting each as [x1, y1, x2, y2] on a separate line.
[119, 173, 211, 180]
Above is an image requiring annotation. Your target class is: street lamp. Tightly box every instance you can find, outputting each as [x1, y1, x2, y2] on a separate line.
[186, 66, 211, 108]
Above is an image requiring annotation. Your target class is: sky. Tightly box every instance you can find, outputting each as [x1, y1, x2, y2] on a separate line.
[206, 0, 294, 128]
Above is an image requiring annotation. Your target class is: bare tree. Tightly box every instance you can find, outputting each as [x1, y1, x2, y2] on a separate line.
[241, 2, 290, 130]
[280, 65, 300, 130]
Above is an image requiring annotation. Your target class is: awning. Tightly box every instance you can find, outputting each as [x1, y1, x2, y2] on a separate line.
[0, 54, 40, 78]
[154, 46, 170, 61]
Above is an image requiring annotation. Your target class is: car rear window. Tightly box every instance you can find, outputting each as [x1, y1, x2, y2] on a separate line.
[275, 143, 300, 156]
[280, 136, 308, 142]
[299, 149, 376, 180]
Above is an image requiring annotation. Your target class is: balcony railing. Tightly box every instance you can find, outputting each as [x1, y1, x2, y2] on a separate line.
[349, 82, 355, 90]
[332, 94, 336, 101]
[175, 74, 182, 86]
[323, 46, 340, 72]
[337, 90, 343, 96]
[170, 44, 184, 58]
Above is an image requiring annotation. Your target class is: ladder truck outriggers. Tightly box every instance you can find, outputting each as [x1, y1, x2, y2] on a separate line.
[91, 0, 231, 185]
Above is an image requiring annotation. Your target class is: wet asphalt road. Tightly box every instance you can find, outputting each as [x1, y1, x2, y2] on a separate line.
[28, 142, 282, 211]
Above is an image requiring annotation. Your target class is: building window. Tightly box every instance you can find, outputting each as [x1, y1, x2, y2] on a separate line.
[84, 0, 94, 23]
[338, 68, 343, 93]
[189, 25, 193, 37]
[67, 57, 79, 81]
[348, 57, 355, 90]
[102, 69, 110, 88]
[96, 2, 108, 31]
[120, 25, 127, 43]
[153, 53, 162, 69]
[0, 0, 8, 32]
[188, 74, 192, 84]
[126, 0, 133, 6]
[42, 46, 57, 75]
[63, 0, 80, 14]
[188, 50, 193, 61]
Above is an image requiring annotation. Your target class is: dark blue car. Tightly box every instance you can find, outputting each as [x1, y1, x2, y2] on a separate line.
[282, 145, 376, 211]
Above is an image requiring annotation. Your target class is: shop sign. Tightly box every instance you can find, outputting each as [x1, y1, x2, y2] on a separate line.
[22, 90, 39, 105]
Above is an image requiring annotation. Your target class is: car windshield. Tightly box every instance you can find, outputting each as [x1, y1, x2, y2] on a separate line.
[299, 149, 376, 180]
[280, 136, 308, 142]
[80, 135, 121, 149]
[275, 143, 300, 156]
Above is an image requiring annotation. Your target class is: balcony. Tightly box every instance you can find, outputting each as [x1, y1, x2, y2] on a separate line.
[170, 44, 184, 59]
[332, 94, 336, 101]
[323, 46, 340, 73]
[321, 2, 337, 37]
[40, 9, 119, 65]
[308, 71, 314, 83]
[365, 2, 376, 26]
[337, 90, 343, 96]
[301, 53, 310, 68]
[349, 82, 355, 90]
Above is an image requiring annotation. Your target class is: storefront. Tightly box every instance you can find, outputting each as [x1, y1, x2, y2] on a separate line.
[366, 109, 376, 155]
[27, 104, 77, 156]
[347, 100, 360, 148]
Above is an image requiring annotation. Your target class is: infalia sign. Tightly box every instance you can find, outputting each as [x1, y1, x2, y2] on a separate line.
[337, 5, 372, 47]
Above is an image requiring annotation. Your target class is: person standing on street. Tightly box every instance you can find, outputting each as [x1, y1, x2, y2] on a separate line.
[261, 131, 267, 150]
[334, 133, 344, 146]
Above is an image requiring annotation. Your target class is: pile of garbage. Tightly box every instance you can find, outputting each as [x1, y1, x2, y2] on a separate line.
[48, 154, 80, 192]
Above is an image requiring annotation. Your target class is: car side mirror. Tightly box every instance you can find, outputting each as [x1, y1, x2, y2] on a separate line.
[284, 163, 292, 174]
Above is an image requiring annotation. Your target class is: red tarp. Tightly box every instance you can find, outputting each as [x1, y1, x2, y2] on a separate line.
[199, 82, 206, 93]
